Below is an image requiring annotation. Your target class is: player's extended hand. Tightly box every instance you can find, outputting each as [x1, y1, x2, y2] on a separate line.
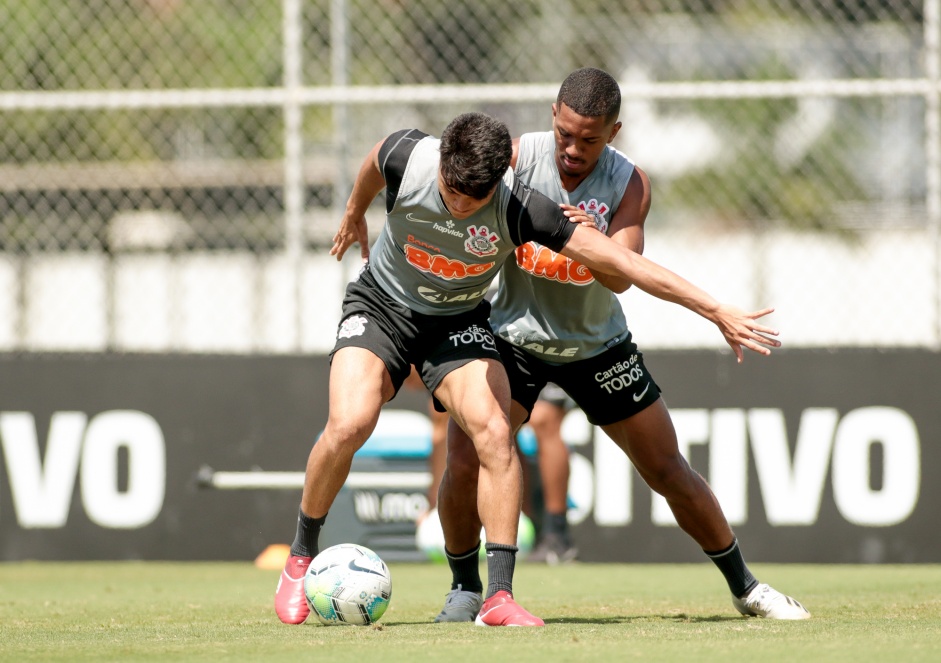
[330, 213, 370, 262]
[560, 203, 598, 228]
[713, 305, 781, 363]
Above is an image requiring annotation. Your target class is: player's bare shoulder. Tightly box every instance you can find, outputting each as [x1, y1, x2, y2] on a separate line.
[626, 165, 652, 219]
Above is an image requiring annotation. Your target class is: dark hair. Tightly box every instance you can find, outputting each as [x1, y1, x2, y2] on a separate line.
[557, 67, 621, 123]
[439, 112, 512, 200]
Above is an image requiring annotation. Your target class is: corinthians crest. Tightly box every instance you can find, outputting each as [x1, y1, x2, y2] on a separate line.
[338, 314, 368, 339]
[464, 225, 500, 256]
[578, 198, 610, 234]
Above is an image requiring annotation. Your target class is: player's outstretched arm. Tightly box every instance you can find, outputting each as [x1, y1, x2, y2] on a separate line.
[330, 141, 386, 262]
[560, 224, 780, 361]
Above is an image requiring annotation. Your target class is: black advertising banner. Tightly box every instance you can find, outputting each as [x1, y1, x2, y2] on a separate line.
[567, 348, 939, 564]
[0, 349, 937, 562]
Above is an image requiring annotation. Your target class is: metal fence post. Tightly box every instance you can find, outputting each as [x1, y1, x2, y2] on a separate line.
[283, 0, 305, 351]
[926, 0, 941, 348]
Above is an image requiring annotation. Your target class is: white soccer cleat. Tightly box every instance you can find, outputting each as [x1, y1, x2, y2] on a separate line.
[732, 583, 811, 620]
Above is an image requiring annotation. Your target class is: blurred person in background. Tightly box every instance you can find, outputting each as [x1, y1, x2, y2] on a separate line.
[436, 67, 810, 623]
[525, 384, 579, 564]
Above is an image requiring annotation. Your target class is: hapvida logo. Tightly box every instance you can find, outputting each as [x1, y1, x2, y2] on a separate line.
[434, 221, 465, 238]
[405, 213, 464, 237]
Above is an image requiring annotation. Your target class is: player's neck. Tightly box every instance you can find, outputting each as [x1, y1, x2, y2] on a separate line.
[558, 166, 594, 193]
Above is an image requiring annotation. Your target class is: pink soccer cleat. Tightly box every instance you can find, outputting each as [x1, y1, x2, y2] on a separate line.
[275, 554, 313, 624]
[474, 590, 545, 627]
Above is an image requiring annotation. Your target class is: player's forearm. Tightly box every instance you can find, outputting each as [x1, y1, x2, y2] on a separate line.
[589, 269, 632, 294]
[584, 214, 644, 294]
[619, 253, 721, 320]
[564, 226, 720, 320]
[345, 147, 386, 217]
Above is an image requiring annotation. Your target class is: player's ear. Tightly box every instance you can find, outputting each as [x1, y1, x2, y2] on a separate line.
[608, 121, 622, 143]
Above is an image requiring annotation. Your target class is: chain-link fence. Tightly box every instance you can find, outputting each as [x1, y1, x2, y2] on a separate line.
[0, 0, 937, 352]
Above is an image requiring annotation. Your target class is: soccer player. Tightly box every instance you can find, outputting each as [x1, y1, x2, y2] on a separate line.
[525, 384, 579, 564]
[274, 110, 781, 627]
[434, 69, 811, 622]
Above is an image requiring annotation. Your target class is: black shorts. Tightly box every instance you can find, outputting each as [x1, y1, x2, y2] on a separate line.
[537, 382, 576, 411]
[496, 333, 661, 426]
[331, 265, 503, 405]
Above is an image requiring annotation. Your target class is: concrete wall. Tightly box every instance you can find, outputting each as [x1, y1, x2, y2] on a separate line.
[2, 227, 937, 353]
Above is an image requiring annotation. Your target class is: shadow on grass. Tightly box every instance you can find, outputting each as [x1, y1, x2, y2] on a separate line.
[376, 614, 745, 627]
[543, 614, 744, 625]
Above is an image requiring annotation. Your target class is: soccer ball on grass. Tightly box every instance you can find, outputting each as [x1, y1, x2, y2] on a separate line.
[303, 543, 392, 625]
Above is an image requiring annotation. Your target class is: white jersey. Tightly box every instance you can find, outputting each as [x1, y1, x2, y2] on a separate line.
[490, 131, 635, 362]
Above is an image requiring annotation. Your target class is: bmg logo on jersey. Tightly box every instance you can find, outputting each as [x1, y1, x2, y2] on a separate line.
[449, 324, 496, 352]
[595, 355, 646, 395]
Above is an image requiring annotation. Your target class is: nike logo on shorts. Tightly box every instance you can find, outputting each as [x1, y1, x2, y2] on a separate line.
[633, 383, 650, 402]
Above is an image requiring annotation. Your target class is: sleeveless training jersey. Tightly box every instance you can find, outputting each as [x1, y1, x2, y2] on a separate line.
[491, 131, 635, 363]
[365, 129, 576, 316]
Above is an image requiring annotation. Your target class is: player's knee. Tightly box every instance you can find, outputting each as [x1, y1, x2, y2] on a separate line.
[468, 418, 515, 467]
[322, 416, 375, 451]
[645, 456, 698, 495]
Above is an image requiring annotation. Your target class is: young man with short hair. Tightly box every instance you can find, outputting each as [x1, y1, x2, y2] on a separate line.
[274, 110, 782, 627]
[435, 69, 810, 623]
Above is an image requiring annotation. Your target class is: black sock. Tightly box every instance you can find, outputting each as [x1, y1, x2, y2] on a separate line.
[484, 542, 518, 598]
[543, 511, 569, 542]
[445, 543, 483, 593]
[290, 509, 327, 558]
[704, 538, 758, 598]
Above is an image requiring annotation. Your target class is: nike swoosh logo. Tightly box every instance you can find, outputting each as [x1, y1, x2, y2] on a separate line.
[405, 212, 435, 224]
[633, 383, 650, 402]
[348, 558, 386, 577]
[477, 604, 498, 620]
[277, 569, 304, 598]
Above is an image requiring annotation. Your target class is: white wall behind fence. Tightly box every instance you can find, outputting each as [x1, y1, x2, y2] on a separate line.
[4, 227, 935, 354]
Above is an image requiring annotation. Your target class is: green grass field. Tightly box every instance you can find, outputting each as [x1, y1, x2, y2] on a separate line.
[1, 562, 938, 662]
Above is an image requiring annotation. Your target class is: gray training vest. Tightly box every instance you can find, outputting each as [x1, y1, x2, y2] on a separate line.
[490, 131, 635, 362]
[368, 136, 545, 316]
